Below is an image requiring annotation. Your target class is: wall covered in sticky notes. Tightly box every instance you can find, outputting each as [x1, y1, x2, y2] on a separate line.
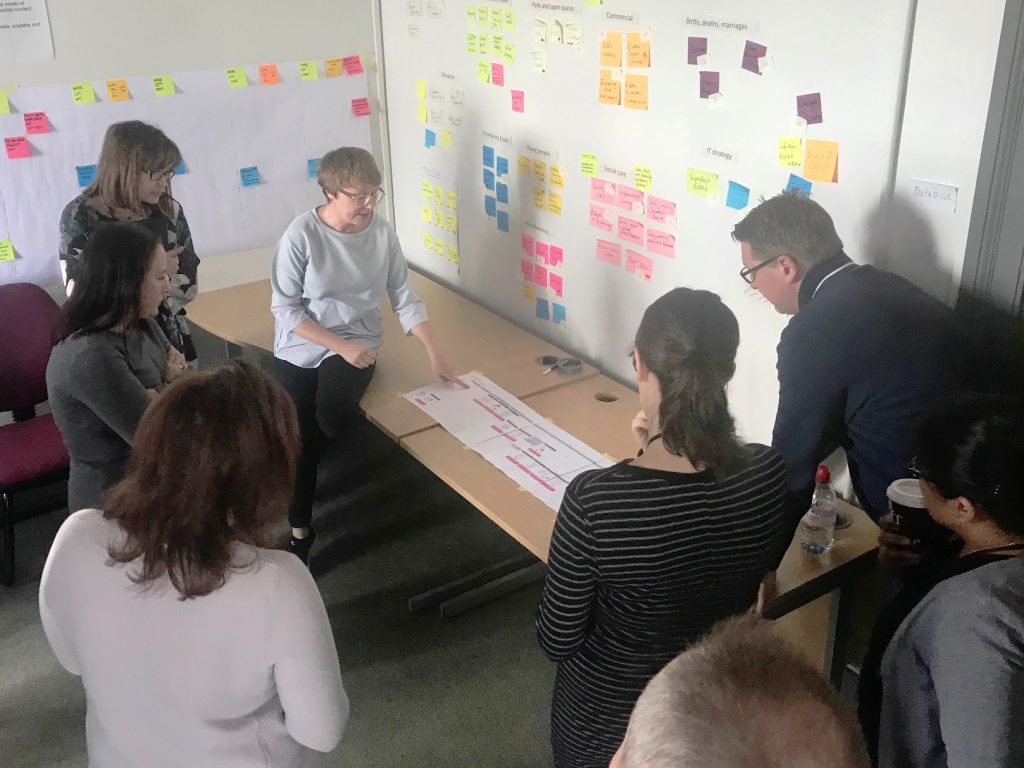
[382, 0, 917, 445]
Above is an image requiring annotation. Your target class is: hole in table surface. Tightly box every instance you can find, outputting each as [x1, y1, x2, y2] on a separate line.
[594, 392, 619, 403]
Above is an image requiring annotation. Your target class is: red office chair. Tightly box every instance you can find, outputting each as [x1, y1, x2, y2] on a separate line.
[0, 283, 69, 586]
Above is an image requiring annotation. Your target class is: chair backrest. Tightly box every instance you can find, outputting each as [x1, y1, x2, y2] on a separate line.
[0, 283, 61, 411]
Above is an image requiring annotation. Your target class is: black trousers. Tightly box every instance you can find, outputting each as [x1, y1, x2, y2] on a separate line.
[274, 355, 375, 528]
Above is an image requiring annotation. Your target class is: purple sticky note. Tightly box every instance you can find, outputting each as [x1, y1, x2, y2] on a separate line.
[699, 71, 719, 99]
[687, 36, 707, 65]
[796, 92, 823, 124]
[742, 40, 767, 74]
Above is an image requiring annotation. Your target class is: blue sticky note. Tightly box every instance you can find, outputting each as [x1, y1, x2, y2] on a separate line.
[307, 158, 320, 179]
[174, 160, 186, 175]
[536, 298, 550, 320]
[75, 164, 97, 187]
[485, 195, 497, 217]
[496, 210, 509, 232]
[483, 145, 495, 168]
[483, 169, 495, 190]
[552, 303, 566, 325]
[425, 129, 437, 148]
[725, 181, 750, 210]
[240, 166, 261, 186]
[786, 173, 812, 197]
[496, 156, 509, 176]
[495, 182, 508, 204]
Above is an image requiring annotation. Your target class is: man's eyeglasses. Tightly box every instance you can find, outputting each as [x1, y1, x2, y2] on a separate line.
[739, 253, 785, 285]
[142, 168, 176, 182]
[338, 188, 386, 208]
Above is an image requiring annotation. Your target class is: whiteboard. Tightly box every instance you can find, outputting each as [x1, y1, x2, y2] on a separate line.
[381, 0, 912, 445]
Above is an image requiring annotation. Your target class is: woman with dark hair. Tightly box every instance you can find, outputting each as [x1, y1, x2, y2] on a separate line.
[39, 361, 348, 766]
[59, 120, 200, 363]
[858, 396, 1024, 768]
[536, 287, 788, 768]
[46, 222, 186, 512]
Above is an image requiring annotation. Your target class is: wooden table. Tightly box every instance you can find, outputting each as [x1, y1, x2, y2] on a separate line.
[186, 271, 597, 439]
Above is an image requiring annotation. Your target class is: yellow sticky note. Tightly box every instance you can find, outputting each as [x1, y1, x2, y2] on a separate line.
[598, 69, 621, 105]
[778, 137, 803, 168]
[105, 79, 130, 101]
[478, 32, 489, 55]
[421, 181, 434, 200]
[421, 204, 432, 223]
[686, 167, 719, 197]
[491, 7, 502, 29]
[493, 34, 504, 52]
[634, 165, 652, 191]
[624, 74, 648, 110]
[547, 191, 563, 216]
[504, 8, 516, 30]
[467, 32, 478, 54]
[803, 139, 840, 183]
[433, 185, 444, 205]
[599, 31, 623, 67]
[325, 58, 344, 77]
[440, 129, 452, 149]
[226, 68, 248, 88]
[518, 154, 530, 173]
[434, 239, 445, 257]
[550, 164, 564, 189]
[447, 243, 459, 264]
[433, 208, 444, 227]
[626, 32, 651, 68]
[503, 42, 515, 66]
[466, 5, 476, 25]
[532, 159, 547, 183]
[523, 282, 536, 301]
[581, 152, 597, 177]
[416, 79, 427, 101]
[0, 91, 11, 115]
[0, 239, 13, 262]
[416, 102, 428, 123]
[446, 213, 457, 233]
[71, 82, 95, 105]
[445, 191, 457, 210]
[423, 233, 434, 249]
[477, 61, 490, 83]
[299, 61, 319, 80]
[152, 75, 175, 96]
[477, 6, 487, 24]
[533, 187, 547, 210]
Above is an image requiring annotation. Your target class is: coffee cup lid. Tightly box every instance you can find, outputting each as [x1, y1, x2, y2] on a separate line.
[887, 478, 926, 508]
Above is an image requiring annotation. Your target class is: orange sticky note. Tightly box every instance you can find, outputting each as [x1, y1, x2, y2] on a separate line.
[24, 112, 48, 134]
[624, 74, 648, 110]
[626, 32, 651, 68]
[105, 79, 130, 101]
[598, 69, 621, 105]
[599, 31, 622, 67]
[258, 64, 281, 85]
[803, 139, 840, 183]
[324, 58, 344, 77]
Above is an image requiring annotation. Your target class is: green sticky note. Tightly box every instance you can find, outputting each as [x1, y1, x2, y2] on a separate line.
[466, 5, 476, 24]
[467, 32, 477, 54]
[504, 8, 516, 31]
[634, 165, 652, 191]
[686, 167, 719, 197]
[586, 0, 603, 4]
[299, 60, 318, 80]
[0, 92, 10, 115]
[0, 240, 14, 262]
[503, 42, 515, 66]
[477, 6, 487, 24]
[478, 32, 489, 55]
[491, 7, 502, 29]
[152, 75, 175, 96]
[493, 34, 504, 52]
[477, 61, 491, 83]
[225, 68, 248, 88]
[580, 152, 597, 177]
[71, 82, 95, 105]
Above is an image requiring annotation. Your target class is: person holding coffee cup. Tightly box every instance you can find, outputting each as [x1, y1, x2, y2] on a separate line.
[857, 395, 1024, 767]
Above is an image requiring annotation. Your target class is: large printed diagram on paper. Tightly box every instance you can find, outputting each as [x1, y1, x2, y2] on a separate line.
[404, 374, 613, 511]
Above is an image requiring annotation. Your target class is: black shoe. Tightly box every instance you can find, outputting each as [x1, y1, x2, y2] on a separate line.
[287, 529, 317, 565]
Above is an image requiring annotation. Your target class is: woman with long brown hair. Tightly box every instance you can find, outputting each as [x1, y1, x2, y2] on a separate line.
[39, 361, 348, 766]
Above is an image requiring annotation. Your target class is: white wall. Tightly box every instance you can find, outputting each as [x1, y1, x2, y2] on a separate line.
[0, 0, 379, 292]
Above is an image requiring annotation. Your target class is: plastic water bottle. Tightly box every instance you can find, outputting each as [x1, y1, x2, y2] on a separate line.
[800, 465, 837, 554]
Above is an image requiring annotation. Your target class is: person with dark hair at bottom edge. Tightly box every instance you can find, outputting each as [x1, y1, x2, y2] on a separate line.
[536, 287, 787, 768]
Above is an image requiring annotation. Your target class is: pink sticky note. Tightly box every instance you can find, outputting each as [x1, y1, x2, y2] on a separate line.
[647, 229, 676, 259]
[796, 92, 823, 124]
[626, 250, 654, 282]
[742, 40, 767, 74]
[549, 273, 564, 297]
[616, 185, 645, 214]
[521, 233, 535, 257]
[491, 63, 505, 87]
[343, 55, 364, 75]
[24, 112, 48, 134]
[351, 97, 371, 116]
[638, 254, 654, 281]
[617, 216, 645, 246]
[590, 177, 616, 204]
[534, 265, 548, 287]
[596, 239, 622, 266]
[536, 242, 549, 264]
[589, 203, 614, 233]
[511, 89, 525, 113]
[4, 136, 30, 159]
[520, 259, 534, 281]
[647, 195, 677, 225]
[548, 245, 564, 267]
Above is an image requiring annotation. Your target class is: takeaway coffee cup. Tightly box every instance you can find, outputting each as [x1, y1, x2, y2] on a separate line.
[886, 478, 943, 547]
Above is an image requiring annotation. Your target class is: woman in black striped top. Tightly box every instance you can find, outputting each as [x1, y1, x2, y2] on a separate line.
[536, 287, 788, 768]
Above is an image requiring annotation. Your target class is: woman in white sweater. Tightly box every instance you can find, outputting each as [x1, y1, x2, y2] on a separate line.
[40, 360, 348, 767]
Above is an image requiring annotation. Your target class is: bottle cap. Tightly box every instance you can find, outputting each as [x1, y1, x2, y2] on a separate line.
[815, 464, 831, 484]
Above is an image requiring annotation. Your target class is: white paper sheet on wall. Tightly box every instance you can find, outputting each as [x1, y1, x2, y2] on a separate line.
[0, 0, 54, 64]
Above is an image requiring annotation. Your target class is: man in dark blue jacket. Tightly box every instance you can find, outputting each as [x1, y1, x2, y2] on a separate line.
[733, 192, 955, 524]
